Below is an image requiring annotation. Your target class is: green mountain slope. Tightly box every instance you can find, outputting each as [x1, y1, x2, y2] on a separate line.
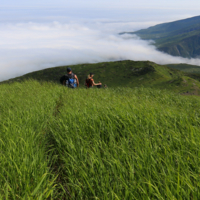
[166, 63, 200, 73]
[2, 60, 200, 94]
[123, 15, 200, 58]
[166, 63, 200, 84]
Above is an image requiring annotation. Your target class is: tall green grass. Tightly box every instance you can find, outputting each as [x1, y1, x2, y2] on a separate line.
[49, 87, 200, 199]
[1, 80, 200, 199]
[0, 81, 63, 199]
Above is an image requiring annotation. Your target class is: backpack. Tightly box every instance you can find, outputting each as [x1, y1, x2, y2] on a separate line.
[60, 75, 67, 85]
[86, 78, 93, 88]
[67, 73, 77, 88]
[60, 73, 77, 88]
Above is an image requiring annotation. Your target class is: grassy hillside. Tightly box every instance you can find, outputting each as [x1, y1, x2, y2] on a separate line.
[166, 63, 200, 73]
[1, 80, 200, 199]
[123, 15, 200, 58]
[166, 63, 200, 84]
[2, 60, 200, 95]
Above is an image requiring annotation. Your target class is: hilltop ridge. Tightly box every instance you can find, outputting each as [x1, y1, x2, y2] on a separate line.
[2, 60, 200, 95]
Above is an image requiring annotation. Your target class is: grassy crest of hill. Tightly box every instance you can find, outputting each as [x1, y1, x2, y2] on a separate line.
[1, 80, 200, 199]
[2, 60, 200, 95]
[166, 63, 200, 84]
[123, 15, 200, 58]
[166, 63, 200, 73]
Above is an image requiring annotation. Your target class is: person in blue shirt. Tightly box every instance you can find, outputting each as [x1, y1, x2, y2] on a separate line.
[63, 67, 79, 88]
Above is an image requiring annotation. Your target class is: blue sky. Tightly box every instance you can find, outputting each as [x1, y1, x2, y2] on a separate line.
[2, 0, 200, 8]
[1, 0, 200, 81]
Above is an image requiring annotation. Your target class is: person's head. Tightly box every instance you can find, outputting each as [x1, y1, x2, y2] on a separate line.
[67, 67, 72, 74]
[89, 73, 94, 78]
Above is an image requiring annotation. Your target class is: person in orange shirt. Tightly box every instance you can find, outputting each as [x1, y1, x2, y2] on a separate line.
[85, 73, 102, 88]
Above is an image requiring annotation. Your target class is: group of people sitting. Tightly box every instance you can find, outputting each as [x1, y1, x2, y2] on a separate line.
[62, 67, 107, 89]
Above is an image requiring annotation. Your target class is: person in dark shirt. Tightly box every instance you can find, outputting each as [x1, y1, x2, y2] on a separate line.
[63, 68, 79, 88]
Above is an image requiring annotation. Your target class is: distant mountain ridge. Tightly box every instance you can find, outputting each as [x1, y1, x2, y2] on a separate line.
[122, 15, 200, 58]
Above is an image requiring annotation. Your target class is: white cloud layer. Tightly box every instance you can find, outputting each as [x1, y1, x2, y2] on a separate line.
[1, 20, 200, 81]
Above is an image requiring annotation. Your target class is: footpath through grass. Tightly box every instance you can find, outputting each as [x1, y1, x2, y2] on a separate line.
[1, 80, 200, 199]
[0, 81, 60, 199]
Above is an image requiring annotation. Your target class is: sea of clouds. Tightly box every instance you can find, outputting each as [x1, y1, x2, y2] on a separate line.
[1, 18, 200, 81]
